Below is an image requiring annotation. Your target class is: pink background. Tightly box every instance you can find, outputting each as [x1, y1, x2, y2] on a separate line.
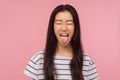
[0, 0, 119, 80]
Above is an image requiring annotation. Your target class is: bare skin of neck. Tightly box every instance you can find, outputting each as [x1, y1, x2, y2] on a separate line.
[56, 43, 73, 57]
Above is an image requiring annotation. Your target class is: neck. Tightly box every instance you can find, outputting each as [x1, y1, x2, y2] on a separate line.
[56, 43, 73, 57]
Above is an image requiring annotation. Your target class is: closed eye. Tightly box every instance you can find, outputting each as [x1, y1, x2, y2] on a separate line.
[66, 22, 73, 25]
[55, 23, 62, 25]
[66, 23, 73, 25]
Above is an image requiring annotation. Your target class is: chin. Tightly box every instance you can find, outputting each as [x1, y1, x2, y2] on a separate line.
[60, 42, 71, 47]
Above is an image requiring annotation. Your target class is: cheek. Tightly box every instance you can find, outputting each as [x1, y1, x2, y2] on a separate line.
[54, 25, 60, 36]
[69, 26, 75, 35]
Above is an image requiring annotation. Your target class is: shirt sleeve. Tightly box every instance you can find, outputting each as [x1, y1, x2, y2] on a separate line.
[24, 51, 43, 80]
[88, 56, 99, 80]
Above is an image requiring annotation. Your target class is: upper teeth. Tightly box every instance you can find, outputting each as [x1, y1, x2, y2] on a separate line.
[60, 34, 69, 36]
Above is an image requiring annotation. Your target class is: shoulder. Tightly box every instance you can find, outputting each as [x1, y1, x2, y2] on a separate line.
[30, 50, 44, 64]
[83, 52, 92, 60]
[83, 52, 95, 65]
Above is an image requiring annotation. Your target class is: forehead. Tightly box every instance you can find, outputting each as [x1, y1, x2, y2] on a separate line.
[55, 10, 73, 21]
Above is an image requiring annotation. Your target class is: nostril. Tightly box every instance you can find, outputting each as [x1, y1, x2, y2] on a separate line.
[61, 26, 68, 30]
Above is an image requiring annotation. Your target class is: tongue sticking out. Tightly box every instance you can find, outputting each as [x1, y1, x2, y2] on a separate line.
[61, 36, 68, 44]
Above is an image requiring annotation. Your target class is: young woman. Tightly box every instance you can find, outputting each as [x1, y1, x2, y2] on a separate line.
[24, 4, 99, 80]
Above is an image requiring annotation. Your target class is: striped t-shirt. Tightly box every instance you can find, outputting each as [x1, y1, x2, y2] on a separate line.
[24, 50, 99, 80]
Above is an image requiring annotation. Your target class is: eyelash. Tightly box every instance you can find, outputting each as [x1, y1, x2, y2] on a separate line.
[66, 23, 73, 25]
[56, 23, 73, 25]
[56, 23, 62, 25]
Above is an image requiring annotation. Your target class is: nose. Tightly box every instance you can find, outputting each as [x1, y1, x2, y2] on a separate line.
[61, 23, 68, 31]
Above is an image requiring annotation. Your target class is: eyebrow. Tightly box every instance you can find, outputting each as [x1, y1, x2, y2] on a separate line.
[55, 20, 63, 22]
[55, 19, 73, 22]
[66, 20, 73, 22]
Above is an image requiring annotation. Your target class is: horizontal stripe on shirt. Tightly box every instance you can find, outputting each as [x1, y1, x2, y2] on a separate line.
[24, 50, 99, 80]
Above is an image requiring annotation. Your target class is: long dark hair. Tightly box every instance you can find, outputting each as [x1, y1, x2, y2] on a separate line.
[43, 4, 84, 80]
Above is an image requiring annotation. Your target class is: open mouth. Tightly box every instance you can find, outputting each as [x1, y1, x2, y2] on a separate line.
[60, 34, 69, 44]
[60, 34, 69, 37]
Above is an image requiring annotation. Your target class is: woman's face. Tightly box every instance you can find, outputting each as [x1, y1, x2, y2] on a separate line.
[54, 10, 74, 47]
